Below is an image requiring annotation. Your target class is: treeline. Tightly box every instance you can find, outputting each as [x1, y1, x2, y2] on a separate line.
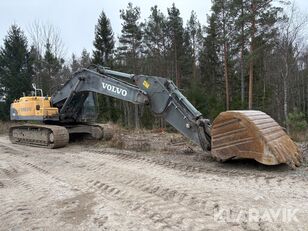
[0, 1, 308, 134]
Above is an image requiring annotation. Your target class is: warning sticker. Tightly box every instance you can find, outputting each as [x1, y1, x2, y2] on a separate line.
[143, 80, 150, 89]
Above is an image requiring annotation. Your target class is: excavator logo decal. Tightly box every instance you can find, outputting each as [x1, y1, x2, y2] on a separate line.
[143, 80, 150, 89]
[102, 82, 128, 97]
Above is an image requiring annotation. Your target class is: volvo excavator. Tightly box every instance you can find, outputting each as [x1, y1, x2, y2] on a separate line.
[9, 66, 303, 168]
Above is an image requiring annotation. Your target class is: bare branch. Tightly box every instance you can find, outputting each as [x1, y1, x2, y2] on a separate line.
[27, 20, 67, 59]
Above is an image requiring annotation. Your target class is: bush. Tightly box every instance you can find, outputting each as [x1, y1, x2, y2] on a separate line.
[287, 109, 308, 141]
[0, 103, 9, 121]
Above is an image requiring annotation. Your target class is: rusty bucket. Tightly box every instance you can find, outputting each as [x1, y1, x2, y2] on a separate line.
[211, 110, 303, 168]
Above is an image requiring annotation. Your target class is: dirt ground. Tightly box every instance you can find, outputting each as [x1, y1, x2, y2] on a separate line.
[0, 130, 307, 231]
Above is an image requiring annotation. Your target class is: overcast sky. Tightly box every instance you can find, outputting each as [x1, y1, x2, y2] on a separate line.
[1, 0, 308, 60]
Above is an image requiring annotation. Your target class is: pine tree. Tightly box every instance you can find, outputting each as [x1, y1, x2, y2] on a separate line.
[0, 25, 33, 119]
[143, 5, 168, 76]
[71, 49, 91, 73]
[200, 14, 220, 86]
[41, 41, 63, 95]
[142, 5, 168, 128]
[118, 2, 144, 73]
[93, 10, 115, 66]
[183, 11, 202, 82]
[167, 3, 184, 87]
[245, 0, 282, 109]
[144, 6, 166, 56]
[30, 45, 44, 90]
[182, 29, 194, 82]
[183, 13, 208, 117]
[118, 2, 144, 129]
[231, 0, 249, 107]
[199, 14, 225, 118]
[210, 0, 236, 110]
[80, 49, 91, 67]
[71, 53, 80, 72]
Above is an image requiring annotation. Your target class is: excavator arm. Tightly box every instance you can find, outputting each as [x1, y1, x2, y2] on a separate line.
[132, 73, 212, 151]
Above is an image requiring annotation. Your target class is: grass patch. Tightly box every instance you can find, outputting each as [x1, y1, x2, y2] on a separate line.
[289, 130, 308, 142]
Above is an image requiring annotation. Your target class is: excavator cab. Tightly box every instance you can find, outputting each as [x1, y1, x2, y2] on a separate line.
[75, 92, 98, 123]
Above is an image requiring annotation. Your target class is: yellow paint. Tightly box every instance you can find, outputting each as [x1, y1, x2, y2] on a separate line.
[143, 80, 150, 89]
[11, 96, 59, 119]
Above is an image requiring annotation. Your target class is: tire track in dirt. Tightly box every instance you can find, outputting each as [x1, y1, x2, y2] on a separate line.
[76, 152, 219, 214]
[0, 144, 80, 230]
[87, 179, 179, 230]
[84, 178, 219, 231]
[0, 202, 34, 230]
[0, 143, 175, 230]
[0, 139, 307, 230]
[0, 161, 38, 230]
[4, 158, 77, 193]
[81, 154, 273, 229]
[0, 143, 77, 189]
[87, 148, 308, 187]
[33, 151, 219, 230]
[1, 142, 306, 187]
[76, 149, 307, 230]
[0, 143, 224, 230]
[60, 152, 248, 230]
[85, 148, 308, 193]
[3, 142, 306, 214]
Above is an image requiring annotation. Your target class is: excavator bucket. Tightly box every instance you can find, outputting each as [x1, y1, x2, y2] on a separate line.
[211, 110, 303, 168]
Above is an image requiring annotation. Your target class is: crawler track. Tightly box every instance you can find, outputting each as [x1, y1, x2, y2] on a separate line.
[9, 124, 69, 148]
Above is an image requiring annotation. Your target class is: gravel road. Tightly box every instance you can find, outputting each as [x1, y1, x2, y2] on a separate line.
[0, 135, 307, 231]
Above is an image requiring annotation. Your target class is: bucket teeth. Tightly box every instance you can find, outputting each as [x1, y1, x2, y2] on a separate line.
[211, 110, 303, 168]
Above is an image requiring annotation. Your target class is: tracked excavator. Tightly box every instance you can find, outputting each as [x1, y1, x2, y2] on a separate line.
[9, 66, 302, 168]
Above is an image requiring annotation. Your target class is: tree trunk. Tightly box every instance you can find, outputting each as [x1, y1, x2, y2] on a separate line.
[222, 2, 229, 110]
[240, 1, 245, 107]
[123, 102, 129, 127]
[248, 57, 253, 109]
[302, 72, 306, 114]
[248, 3, 256, 110]
[192, 36, 196, 81]
[134, 104, 140, 129]
[283, 62, 289, 133]
[192, 56, 196, 81]
[175, 45, 180, 87]
[283, 76, 288, 132]
[223, 41, 229, 110]
[132, 49, 140, 129]
[240, 48, 244, 107]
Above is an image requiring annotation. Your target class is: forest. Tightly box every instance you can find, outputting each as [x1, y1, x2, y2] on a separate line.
[0, 0, 308, 138]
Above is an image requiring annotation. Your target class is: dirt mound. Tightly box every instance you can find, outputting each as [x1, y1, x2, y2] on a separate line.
[104, 127, 199, 154]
